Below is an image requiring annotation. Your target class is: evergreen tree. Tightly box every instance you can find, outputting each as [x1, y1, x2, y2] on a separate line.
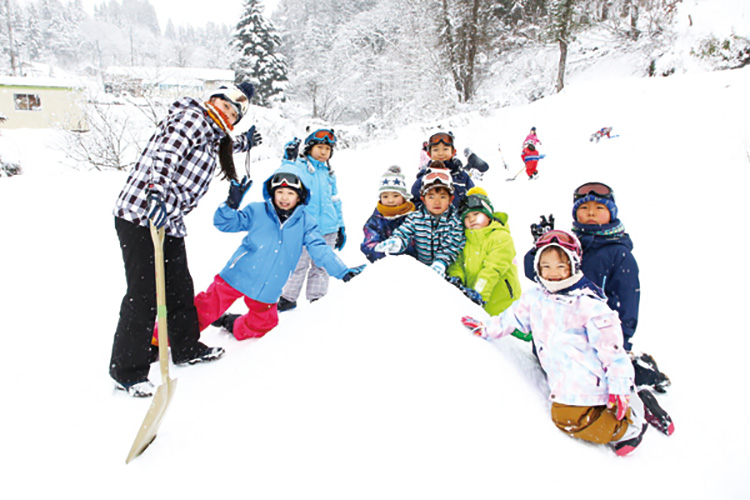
[232, 0, 288, 106]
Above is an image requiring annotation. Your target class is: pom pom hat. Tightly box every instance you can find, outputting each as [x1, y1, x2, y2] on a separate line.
[379, 166, 411, 200]
[459, 187, 494, 221]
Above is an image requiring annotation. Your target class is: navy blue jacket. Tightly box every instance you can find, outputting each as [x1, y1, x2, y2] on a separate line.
[410, 158, 474, 209]
[524, 232, 640, 350]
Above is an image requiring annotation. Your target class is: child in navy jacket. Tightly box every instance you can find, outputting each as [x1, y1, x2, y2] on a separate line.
[361, 166, 417, 263]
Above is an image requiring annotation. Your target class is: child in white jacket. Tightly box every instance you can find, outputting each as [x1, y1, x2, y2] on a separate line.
[461, 230, 673, 456]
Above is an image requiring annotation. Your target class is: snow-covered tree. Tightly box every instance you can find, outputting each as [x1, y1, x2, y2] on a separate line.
[232, 0, 288, 106]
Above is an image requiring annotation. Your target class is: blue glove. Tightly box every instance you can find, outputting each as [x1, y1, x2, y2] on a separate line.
[227, 176, 252, 209]
[342, 264, 366, 282]
[284, 138, 300, 160]
[335, 227, 346, 250]
[146, 183, 167, 228]
[245, 125, 262, 149]
[431, 261, 446, 276]
[374, 238, 403, 255]
[462, 287, 485, 306]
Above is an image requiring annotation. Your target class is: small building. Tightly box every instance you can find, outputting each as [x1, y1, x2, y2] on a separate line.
[0, 77, 89, 131]
[103, 66, 235, 101]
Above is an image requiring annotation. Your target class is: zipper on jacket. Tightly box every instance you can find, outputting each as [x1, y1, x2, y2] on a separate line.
[229, 251, 248, 269]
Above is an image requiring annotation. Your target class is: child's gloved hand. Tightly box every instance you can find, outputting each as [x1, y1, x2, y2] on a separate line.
[335, 227, 346, 250]
[530, 214, 555, 240]
[430, 261, 446, 276]
[374, 238, 403, 255]
[342, 264, 366, 282]
[461, 316, 488, 339]
[462, 287, 485, 306]
[226, 176, 252, 209]
[607, 394, 630, 421]
[283, 138, 300, 160]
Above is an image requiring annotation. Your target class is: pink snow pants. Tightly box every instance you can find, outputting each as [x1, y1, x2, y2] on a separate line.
[154, 275, 278, 342]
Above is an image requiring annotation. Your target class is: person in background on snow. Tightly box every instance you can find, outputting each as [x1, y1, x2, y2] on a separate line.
[191, 169, 365, 339]
[276, 128, 346, 312]
[410, 131, 474, 209]
[360, 166, 417, 263]
[462, 230, 674, 457]
[110, 82, 263, 397]
[590, 126, 613, 142]
[525, 182, 671, 394]
[446, 187, 522, 315]
[521, 141, 542, 180]
[376, 164, 465, 277]
[524, 126, 541, 147]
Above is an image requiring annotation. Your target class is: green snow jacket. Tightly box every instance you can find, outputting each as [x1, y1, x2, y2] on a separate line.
[447, 212, 522, 315]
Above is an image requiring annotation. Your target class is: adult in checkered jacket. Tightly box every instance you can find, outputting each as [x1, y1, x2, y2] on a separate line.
[109, 83, 262, 398]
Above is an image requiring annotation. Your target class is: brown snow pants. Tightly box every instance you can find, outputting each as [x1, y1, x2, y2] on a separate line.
[551, 403, 631, 444]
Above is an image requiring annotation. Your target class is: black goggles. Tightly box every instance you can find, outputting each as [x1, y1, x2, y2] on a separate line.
[573, 182, 614, 201]
[459, 196, 492, 216]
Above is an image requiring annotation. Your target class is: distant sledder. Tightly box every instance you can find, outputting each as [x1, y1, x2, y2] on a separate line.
[521, 141, 545, 180]
[590, 127, 618, 142]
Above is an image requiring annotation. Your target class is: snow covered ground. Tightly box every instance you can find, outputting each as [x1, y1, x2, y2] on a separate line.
[2, 5, 750, 496]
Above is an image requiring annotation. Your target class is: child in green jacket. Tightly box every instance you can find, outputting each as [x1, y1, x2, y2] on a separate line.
[447, 187, 522, 315]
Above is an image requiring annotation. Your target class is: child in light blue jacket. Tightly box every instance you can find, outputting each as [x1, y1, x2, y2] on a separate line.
[198, 166, 364, 339]
[462, 230, 673, 456]
[277, 129, 346, 312]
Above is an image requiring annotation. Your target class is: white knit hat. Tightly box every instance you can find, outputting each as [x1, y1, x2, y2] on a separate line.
[378, 166, 412, 200]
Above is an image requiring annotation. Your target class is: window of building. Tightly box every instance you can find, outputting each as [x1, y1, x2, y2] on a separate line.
[14, 93, 42, 111]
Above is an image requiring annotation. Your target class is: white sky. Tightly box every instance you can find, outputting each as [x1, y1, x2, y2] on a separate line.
[14, 0, 280, 30]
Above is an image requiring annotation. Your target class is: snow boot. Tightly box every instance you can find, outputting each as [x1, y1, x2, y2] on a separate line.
[638, 388, 675, 436]
[613, 423, 648, 457]
[277, 296, 297, 312]
[633, 352, 671, 393]
[212, 313, 241, 333]
[115, 379, 155, 398]
[174, 342, 225, 366]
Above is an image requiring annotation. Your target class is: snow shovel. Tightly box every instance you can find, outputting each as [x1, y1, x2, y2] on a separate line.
[506, 166, 525, 181]
[126, 222, 178, 464]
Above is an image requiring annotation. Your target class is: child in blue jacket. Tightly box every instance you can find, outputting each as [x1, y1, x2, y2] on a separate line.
[201, 167, 364, 339]
[278, 129, 346, 312]
[360, 166, 417, 263]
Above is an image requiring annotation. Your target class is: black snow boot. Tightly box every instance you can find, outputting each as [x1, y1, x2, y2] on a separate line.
[212, 313, 240, 333]
[638, 388, 675, 436]
[277, 296, 297, 312]
[633, 352, 671, 393]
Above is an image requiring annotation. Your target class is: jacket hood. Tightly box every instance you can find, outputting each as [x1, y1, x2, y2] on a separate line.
[263, 160, 311, 207]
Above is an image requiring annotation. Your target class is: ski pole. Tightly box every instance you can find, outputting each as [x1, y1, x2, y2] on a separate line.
[506, 166, 525, 181]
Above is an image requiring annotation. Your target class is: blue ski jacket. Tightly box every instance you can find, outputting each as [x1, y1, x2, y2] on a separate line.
[281, 157, 344, 236]
[214, 165, 349, 304]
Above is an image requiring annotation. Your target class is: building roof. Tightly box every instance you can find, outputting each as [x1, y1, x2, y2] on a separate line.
[104, 66, 235, 84]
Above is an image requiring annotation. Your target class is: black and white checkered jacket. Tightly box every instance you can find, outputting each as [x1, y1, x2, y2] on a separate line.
[113, 97, 250, 237]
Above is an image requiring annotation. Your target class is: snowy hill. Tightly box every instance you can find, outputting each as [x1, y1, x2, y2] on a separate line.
[1, 64, 749, 498]
[2, 0, 750, 494]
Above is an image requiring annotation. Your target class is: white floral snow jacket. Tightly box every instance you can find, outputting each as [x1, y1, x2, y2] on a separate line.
[485, 282, 634, 406]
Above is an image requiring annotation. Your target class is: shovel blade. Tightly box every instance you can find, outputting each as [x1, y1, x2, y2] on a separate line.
[125, 377, 177, 463]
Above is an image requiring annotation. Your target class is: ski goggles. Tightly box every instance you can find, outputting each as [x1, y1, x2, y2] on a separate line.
[573, 182, 614, 201]
[459, 195, 493, 216]
[306, 128, 337, 146]
[212, 85, 249, 119]
[270, 172, 302, 191]
[427, 132, 455, 148]
[423, 168, 452, 184]
[535, 230, 580, 254]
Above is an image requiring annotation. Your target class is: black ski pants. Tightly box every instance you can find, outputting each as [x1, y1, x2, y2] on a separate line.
[109, 217, 202, 385]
